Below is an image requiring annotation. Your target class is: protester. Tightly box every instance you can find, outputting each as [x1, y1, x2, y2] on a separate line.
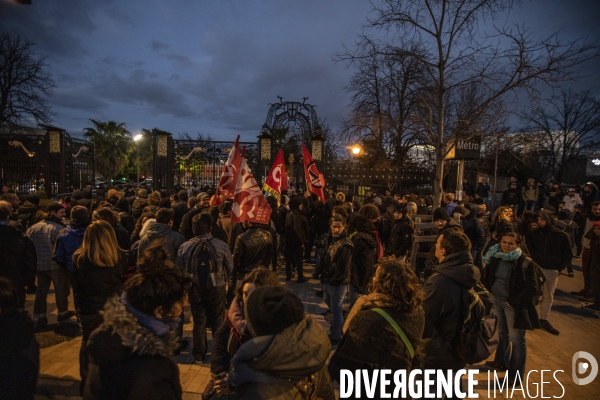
[525, 210, 572, 335]
[502, 182, 522, 217]
[522, 179, 538, 212]
[563, 188, 583, 213]
[92, 207, 131, 251]
[72, 220, 125, 387]
[573, 201, 600, 298]
[328, 260, 424, 393]
[347, 214, 378, 308]
[0, 277, 39, 400]
[582, 221, 600, 314]
[221, 286, 335, 399]
[285, 197, 309, 282]
[179, 192, 211, 240]
[443, 193, 458, 216]
[83, 249, 191, 399]
[385, 204, 413, 261]
[482, 232, 542, 384]
[54, 205, 91, 275]
[138, 208, 185, 263]
[320, 215, 353, 345]
[176, 213, 232, 364]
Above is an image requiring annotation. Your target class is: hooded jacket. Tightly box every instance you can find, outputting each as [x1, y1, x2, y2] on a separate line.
[385, 216, 413, 258]
[525, 211, 573, 271]
[83, 297, 182, 400]
[137, 222, 185, 263]
[461, 204, 486, 250]
[420, 250, 480, 370]
[350, 231, 377, 289]
[54, 223, 89, 272]
[228, 315, 335, 400]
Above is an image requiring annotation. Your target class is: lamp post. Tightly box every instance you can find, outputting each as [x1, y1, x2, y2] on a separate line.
[133, 134, 143, 188]
[311, 126, 324, 161]
[258, 124, 272, 183]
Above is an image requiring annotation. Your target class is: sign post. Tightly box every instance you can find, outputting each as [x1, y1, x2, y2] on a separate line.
[446, 136, 481, 200]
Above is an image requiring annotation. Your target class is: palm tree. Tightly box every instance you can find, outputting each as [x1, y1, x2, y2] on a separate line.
[84, 119, 133, 180]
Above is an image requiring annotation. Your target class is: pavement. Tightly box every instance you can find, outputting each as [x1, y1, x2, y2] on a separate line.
[30, 258, 600, 399]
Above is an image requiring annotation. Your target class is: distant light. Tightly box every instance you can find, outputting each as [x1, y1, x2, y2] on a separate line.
[352, 147, 361, 155]
[133, 134, 143, 142]
[593, 158, 600, 166]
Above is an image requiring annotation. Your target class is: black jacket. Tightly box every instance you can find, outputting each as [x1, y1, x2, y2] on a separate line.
[84, 297, 182, 400]
[461, 204, 486, 250]
[350, 231, 377, 289]
[501, 188, 522, 206]
[482, 254, 541, 330]
[420, 251, 480, 370]
[171, 200, 188, 232]
[285, 208, 309, 245]
[0, 311, 39, 400]
[525, 223, 572, 271]
[232, 225, 273, 276]
[321, 233, 353, 286]
[0, 224, 37, 296]
[179, 205, 210, 240]
[385, 217, 413, 258]
[73, 254, 125, 317]
[476, 183, 490, 198]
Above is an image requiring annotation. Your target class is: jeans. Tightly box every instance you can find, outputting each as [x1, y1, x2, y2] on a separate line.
[582, 247, 591, 290]
[190, 286, 226, 360]
[348, 284, 363, 310]
[78, 313, 103, 387]
[314, 247, 325, 276]
[540, 269, 559, 320]
[285, 245, 304, 279]
[493, 297, 527, 380]
[34, 269, 71, 319]
[324, 284, 348, 340]
[524, 200, 537, 212]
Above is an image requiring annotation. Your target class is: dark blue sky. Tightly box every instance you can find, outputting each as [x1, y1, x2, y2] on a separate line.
[1, 0, 599, 141]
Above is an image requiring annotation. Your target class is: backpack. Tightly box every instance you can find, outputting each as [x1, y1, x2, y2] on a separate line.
[451, 282, 499, 365]
[521, 257, 546, 306]
[187, 237, 219, 297]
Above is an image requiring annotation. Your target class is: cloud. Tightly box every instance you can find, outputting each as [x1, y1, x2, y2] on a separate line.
[151, 40, 170, 51]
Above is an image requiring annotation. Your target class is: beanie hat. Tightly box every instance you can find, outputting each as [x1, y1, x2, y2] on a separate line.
[433, 207, 450, 222]
[70, 205, 90, 225]
[244, 286, 305, 337]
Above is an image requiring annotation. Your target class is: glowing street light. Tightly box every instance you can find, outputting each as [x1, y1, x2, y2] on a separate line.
[349, 143, 363, 157]
[134, 134, 143, 188]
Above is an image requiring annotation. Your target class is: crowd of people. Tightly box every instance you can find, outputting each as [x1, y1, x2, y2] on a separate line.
[0, 177, 599, 399]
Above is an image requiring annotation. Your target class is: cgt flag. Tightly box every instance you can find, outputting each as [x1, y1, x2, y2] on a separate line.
[302, 143, 325, 202]
[231, 157, 272, 224]
[217, 135, 241, 198]
[262, 149, 288, 204]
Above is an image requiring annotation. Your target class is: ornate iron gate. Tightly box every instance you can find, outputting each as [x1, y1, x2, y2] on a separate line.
[0, 125, 94, 197]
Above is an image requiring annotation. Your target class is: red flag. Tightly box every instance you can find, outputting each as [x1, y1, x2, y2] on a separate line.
[217, 135, 241, 198]
[262, 149, 288, 204]
[302, 143, 325, 202]
[231, 158, 272, 224]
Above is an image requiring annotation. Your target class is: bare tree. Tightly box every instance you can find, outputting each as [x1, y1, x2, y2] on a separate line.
[0, 34, 54, 126]
[337, 0, 599, 206]
[520, 89, 600, 182]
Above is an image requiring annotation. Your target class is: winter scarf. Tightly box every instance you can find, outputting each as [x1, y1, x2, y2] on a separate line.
[119, 293, 179, 338]
[343, 292, 396, 334]
[483, 243, 522, 266]
[227, 296, 247, 342]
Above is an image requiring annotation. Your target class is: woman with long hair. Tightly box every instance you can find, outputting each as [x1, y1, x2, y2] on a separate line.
[486, 206, 515, 252]
[72, 220, 125, 388]
[83, 245, 191, 399]
[328, 259, 425, 394]
[482, 232, 542, 385]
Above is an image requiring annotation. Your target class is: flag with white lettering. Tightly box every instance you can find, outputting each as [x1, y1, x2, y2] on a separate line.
[217, 135, 241, 198]
[231, 157, 272, 224]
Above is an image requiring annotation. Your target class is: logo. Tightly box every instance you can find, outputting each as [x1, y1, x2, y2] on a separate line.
[307, 161, 322, 188]
[572, 351, 598, 385]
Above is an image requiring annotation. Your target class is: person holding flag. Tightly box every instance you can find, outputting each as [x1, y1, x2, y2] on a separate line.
[262, 149, 288, 205]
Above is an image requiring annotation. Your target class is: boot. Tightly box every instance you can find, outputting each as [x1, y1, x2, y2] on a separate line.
[540, 319, 560, 335]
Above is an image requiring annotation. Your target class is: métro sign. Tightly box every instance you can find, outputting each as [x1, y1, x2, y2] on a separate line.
[446, 136, 481, 160]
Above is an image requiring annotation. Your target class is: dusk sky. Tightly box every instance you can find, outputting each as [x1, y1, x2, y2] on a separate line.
[1, 0, 599, 142]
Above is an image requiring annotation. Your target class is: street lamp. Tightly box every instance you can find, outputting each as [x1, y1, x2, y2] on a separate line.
[133, 133, 143, 188]
[348, 143, 363, 157]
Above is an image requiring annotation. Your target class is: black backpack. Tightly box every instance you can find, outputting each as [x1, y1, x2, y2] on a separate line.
[451, 282, 499, 365]
[187, 237, 219, 296]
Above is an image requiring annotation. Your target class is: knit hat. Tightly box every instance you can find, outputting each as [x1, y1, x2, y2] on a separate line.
[244, 286, 305, 337]
[433, 207, 450, 222]
[452, 206, 467, 217]
[70, 205, 90, 225]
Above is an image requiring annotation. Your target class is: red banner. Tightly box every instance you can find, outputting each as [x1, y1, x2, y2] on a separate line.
[302, 143, 325, 202]
[217, 135, 241, 198]
[231, 158, 272, 224]
[262, 149, 288, 204]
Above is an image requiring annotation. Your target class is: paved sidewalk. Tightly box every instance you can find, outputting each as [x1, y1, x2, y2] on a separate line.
[31, 259, 600, 399]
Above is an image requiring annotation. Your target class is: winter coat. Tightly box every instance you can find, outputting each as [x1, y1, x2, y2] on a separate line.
[232, 226, 273, 276]
[179, 205, 210, 240]
[385, 217, 413, 258]
[0, 223, 37, 292]
[16, 201, 41, 231]
[420, 250, 480, 370]
[329, 294, 424, 396]
[285, 209, 309, 247]
[501, 188, 522, 206]
[228, 315, 335, 400]
[137, 223, 185, 263]
[171, 200, 188, 232]
[482, 254, 541, 330]
[321, 232, 353, 286]
[563, 193, 583, 212]
[175, 234, 233, 288]
[25, 217, 65, 272]
[461, 204, 486, 250]
[54, 224, 89, 272]
[522, 185, 538, 202]
[218, 215, 235, 250]
[350, 231, 377, 290]
[476, 183, 490, 198]
[84, 297, 182, 400]
[584, 232, 600, 293]
[0, 311, 39, 400]
[526, 216, 572, 271]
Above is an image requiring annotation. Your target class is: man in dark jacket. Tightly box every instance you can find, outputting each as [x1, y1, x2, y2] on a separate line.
[232, 222, 273, 279]
[138, 208, 185, 263]
[321, 215, 353, 345]
[171, 190, 188, 232]
[179, 192, 210, 240]
[420, 229, 479, 393]
[525, 210, 572, 335]
[460, 204, 486, 271]
[502, 183, 522, 216]
[348, 215, 377, 308]
[0, 201, 37, 309]
[54, 206, 91, 274]
[385, 204, 413, 260]
[285, 197, 309, 282]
